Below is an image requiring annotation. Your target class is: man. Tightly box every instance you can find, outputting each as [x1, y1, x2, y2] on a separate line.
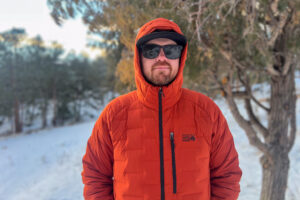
[82, 18, 242, 200]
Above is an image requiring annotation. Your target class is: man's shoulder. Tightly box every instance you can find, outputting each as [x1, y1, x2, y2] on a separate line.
[181, 88, 221, 117]
[181, 88, 214, 106]
[103, 90, 138, 115]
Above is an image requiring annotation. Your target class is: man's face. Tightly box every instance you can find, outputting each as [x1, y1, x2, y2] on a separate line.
[141, 38, 180, 86]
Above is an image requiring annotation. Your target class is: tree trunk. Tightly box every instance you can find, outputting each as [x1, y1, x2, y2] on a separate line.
[10, 55, 22, 133]
[51, 81, 57, 127]
[260, 151, 289, 200]
[260, 62, 296, 200]
[14, 99, 22, 133]
[41, 101, 48, 129]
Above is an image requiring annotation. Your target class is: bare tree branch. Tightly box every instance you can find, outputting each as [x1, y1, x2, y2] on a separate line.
[249, 0, 256, 33]
[236, 68, 270, 112]
[234, 68, 269, 138]
[232, 91, 248, 98]
[223, 0, 242, 19]
[270, 0, 280, 16]
[245, 98, 269, 138]
[190, 11, 201, 17]
[250, 93, 270, 112]
[219, 48, 249, 71]
[267, 9, 290, 48]
[208, 65, 227, 95]
[191, 0, 215, 46]
[210, 65, 271, 156]
[224, 80, 270, 156]
[220, 48, 271, 111]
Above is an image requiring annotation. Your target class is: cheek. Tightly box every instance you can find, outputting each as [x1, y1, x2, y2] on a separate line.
[170, 61, 180, 73]
[141, 59, 153, 75]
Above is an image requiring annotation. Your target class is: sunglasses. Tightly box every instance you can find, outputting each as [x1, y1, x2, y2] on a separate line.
[141, 44, 183, 59]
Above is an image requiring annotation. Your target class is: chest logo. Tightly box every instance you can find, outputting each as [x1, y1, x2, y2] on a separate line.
[182, 134, 196, 142]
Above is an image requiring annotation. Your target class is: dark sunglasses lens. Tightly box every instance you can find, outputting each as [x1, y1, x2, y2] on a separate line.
[142, 44, 160, 59]
[163, 45, 183, 59]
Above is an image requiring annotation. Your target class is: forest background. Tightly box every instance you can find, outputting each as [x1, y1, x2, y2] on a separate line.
[1, 0, 300, 200]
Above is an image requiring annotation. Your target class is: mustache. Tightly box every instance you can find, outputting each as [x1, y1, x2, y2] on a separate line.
[152, 61, 171, 68]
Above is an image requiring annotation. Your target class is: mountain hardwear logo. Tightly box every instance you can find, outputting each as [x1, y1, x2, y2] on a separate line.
[182, 134, 196, 142]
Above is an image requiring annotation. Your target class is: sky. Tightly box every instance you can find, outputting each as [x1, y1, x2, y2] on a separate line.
[0, 0, 102, 58]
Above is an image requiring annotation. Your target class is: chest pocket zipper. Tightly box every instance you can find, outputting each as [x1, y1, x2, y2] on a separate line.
[170, 132, 177, 194]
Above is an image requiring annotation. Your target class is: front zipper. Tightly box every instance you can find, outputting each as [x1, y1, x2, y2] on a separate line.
[158, 87, 165, 200]
[170, 132, 177, 194]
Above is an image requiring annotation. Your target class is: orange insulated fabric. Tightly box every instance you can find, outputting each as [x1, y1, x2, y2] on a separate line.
[82, 18, 242, 200]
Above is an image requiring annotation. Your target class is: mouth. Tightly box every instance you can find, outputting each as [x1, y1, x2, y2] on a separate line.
[153, 65, 170, 70]
[152, 61, 171, 70]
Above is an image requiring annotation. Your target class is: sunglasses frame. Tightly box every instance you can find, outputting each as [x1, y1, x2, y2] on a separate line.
[141, 44, 183, 60]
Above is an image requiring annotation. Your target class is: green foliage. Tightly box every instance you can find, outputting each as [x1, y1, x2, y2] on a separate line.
[0, 67, 13, 117]
[278, 0, 289, 12]
[47, 0, 209, 92]
[47, 0, 300, 97]
[0, 28, 111, 132]
[56, 101, 73, 123]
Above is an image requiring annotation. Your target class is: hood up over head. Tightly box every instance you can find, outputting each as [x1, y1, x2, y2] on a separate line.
[134, 18, 188, 110]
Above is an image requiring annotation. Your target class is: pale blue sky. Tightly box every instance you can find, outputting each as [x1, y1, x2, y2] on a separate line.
[0, 0, 101, 57]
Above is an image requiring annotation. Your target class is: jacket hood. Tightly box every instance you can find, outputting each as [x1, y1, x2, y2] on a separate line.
[134, 18, 188, 110]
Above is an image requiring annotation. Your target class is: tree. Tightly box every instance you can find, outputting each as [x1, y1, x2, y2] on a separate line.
[47, 0, 198, 92]
[173, 0, 299, 199]
[0, 25, 112, 132]
[0, 28, 27, 133]
[0, 30, 66, 132]
[23, 37, 65, 128]
[0, 40, 13, 128]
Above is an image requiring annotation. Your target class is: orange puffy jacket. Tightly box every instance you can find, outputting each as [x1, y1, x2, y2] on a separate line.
[82, 18, 242, 200]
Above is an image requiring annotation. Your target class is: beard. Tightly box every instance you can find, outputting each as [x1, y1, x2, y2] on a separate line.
[146, 61, 176, 86]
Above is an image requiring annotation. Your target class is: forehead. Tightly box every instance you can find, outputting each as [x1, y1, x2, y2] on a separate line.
[146, 38, 177, 45]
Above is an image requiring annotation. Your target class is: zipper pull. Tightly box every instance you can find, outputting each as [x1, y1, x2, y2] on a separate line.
[170, 132, 174, 141]
[159, 87, 165, 97]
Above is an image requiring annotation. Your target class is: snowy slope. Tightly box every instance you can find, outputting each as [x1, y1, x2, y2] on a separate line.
[0, 79, 299, 200]
[0, 122, 94, 200]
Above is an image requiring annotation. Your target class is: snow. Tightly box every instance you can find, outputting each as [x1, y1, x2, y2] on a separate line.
[0, 122, 93, 200]
[0, 78, 299, 200]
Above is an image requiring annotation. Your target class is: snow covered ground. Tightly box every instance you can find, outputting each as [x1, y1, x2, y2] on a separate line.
[0, 79, 299, 200]
[0, 122, 93, 200]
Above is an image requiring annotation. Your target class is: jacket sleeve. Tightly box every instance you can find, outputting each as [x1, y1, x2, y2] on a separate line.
[210, 108, 242, 200]
[81, 112, 114, 200]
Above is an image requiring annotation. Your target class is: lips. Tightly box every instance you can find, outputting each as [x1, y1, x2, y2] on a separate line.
[152, 61, 171, 70]
[154, 66, 170, 70]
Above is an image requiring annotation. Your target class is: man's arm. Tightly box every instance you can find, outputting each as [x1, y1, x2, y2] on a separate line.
[210, 109, 242, 200]
[82, 113, 114, 200]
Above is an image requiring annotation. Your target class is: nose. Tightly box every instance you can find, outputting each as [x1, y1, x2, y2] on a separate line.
[156, 48, 167, 61]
